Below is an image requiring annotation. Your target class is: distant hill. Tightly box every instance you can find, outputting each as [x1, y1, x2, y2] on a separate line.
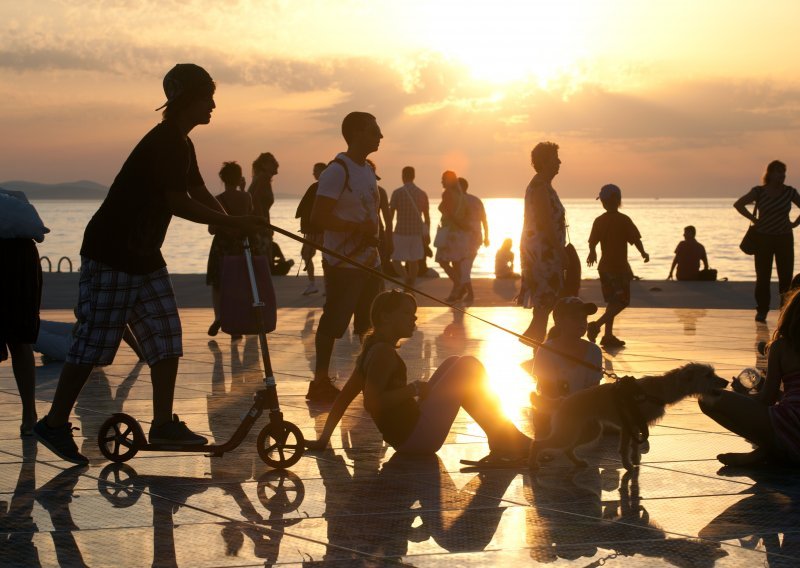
[0, 180, 108, 200]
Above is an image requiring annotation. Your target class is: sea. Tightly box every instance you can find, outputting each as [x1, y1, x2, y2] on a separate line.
[31, 197, 776, 282]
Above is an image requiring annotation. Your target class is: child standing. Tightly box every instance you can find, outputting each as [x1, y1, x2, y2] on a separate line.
[586, 184, 649, 348]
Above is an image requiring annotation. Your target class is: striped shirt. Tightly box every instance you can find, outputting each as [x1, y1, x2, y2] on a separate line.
[753, 185, 800, 235]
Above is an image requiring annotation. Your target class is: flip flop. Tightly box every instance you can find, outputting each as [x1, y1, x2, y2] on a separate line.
[459, 453, 528, 471]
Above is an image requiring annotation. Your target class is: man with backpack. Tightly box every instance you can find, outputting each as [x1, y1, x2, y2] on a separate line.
[307, 112, 383, 402]
[295, 162, 327, 295]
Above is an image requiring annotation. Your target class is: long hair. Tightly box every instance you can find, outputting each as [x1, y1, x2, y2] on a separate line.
[774, 288, 800, 348]
[762, 160, 786, 185]
[355, 289, 416, 371]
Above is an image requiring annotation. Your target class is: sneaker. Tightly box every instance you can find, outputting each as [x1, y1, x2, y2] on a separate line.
[34, 418, 89, 465]
[600, 334, 626, 348]
[208, 320, 221, 336]
[148, 414, 208, 445]
[302, 283, 319, 296]
[586, 321, 601, 343]
[755, 311, 767, 323]
[306, 378, 341, 402]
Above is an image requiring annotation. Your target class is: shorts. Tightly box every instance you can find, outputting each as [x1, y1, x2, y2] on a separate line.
[317, 265, 382, 338]
[599, 270, 631, 307]
[391, 234, 425, 262]
[301, 232, 323, 261]
[67, 258, 182, 367]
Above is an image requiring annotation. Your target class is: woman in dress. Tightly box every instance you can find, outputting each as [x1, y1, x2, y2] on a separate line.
[734, 160, 800, 322]
[206, 161, 253, 336]
[518, 142, 566, 348]
[434, 171, 472, 302]
[306, 289, 530, 464]
[699, 287, 800, 466]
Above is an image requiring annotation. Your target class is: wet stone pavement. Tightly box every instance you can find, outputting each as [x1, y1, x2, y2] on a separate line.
[1, 306, 799, 567]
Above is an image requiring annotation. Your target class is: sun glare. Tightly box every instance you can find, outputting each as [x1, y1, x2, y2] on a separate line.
[416, 0, 595, 85]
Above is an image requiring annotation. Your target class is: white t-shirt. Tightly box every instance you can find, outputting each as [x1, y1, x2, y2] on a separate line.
[533, 339, 603, 396]
[317, 153, 380, 268]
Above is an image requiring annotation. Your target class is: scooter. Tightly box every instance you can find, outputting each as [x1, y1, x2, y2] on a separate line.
[97, 237, 305, 469]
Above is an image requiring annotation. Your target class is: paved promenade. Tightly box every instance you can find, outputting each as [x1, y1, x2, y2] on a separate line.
[2, 305, 798, 566]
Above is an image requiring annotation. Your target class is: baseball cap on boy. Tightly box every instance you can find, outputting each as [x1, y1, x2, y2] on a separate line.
[597, 184, 622, 201]
[155, 64, 214, 111]
[553, 297, 598, 321]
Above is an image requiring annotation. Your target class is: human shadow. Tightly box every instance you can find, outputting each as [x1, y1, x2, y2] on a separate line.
[699, 466, 800, 567]
[0, 438, 41, 567]
[435, 309, 468, 358]
[525, 463, 727, 566]
[35, 463, 91, 567]
[310, 452, 517, 566]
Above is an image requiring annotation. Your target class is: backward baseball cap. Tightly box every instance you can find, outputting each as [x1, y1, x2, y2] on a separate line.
[155, 64, 214, 111]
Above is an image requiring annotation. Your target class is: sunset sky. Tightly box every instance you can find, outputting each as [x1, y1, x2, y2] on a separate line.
[2, 0, 800, 197]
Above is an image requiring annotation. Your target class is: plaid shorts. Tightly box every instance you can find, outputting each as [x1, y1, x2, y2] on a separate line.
[67, 258, 182, 366]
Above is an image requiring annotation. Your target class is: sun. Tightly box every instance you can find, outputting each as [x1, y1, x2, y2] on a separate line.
[416, 0, 595, 85]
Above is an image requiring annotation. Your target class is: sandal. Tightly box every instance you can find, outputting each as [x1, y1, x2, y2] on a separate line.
[460, 452, 529, 471]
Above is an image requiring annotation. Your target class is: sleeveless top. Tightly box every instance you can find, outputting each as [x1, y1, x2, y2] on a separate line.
[361, 342, 420, 447]
[769, 370, 800, 462]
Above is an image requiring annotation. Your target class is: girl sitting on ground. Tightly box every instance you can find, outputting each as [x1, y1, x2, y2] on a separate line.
[699, 288, 800, 466]
[531, 297, 603, 439]
[306, 289, 530, 464]
[494, 238, 520, 279]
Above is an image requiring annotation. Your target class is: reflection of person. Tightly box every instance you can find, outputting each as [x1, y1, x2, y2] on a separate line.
[34, 64, 267, 464]
[734, 160, 800, 322]
[307, 290, 530, 463]
[668, 226, 709, 281]
[518, 142, 566, 349]
[700, 287, 800, 466]
[435, 171, 472, 302]
[308, 111, 383, 402]
[206, 161, 256, 336]
[389, 166, 430, 290]
[532, 297, 602, 438]
[494, 238, 519, 279]
[459, 177, 489, 304]
[295, 162, 327, 296]
[586, 184, 649, 349]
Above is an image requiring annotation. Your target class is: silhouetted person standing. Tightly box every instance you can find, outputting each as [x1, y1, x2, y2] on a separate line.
[459, 177, 489, 304]
[734, 160, 800, 322]
[295, 162, 327, 295]
[34, 64, 266, 464]
[308, 112, 383, 403]
[389, 166, 430, 290]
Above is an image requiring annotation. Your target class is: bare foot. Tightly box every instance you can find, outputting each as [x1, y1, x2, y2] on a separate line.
[717, 448, 767, 466]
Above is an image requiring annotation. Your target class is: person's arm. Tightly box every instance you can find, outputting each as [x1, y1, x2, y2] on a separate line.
[249, 175, 274, 218]
[629, 219, 649, 262]
[587, 220, 599, 266]
[790, 188, 800, 228]
[422, 195, 431, 244]
[305, 371, 364, 450]
[188, 184, 225, 214]
[165, 192, 266, 233]
[481, 204, 489, 247]
[701, 245, 709, 270]
[668, 254, 678, 279]
[759, 339, 784, 405]
[733, 188, 759, 222]
[633, 239, 649, 263]
[362, 344, 427, 415]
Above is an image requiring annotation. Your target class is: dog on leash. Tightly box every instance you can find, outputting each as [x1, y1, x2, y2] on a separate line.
[529, 363, 728, 471]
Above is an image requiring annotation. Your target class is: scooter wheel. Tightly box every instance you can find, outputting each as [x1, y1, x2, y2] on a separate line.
[98, 463, 144, 507]
[98, 413, 143, 463]
[256, 421, 304, 469]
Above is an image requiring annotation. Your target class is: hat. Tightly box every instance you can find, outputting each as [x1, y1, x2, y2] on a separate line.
[553, 297, 598, 320]
[597, 183, 621, 201]
[155, 64, 214, 111]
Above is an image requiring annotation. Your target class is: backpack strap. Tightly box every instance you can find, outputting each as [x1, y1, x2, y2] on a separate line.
[328, 158, 351, 198]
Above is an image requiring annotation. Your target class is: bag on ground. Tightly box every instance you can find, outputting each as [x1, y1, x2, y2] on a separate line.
[220, 255, 277, 335]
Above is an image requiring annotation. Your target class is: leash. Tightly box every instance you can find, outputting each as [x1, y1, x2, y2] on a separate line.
[269, 223, 616, 378]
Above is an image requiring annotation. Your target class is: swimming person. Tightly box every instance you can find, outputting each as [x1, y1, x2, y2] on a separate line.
[306, 289, 530, 464]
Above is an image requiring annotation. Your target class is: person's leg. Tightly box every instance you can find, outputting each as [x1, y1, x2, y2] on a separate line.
[775, 233, 794, 304]
[698, 390, 776, 452]
[391, 259, 408, 283]
[754, 239, 774, 317]
[399, 356, 527, 455]
[8, 343, 37, 431]
[150, 357, 179, 426]
[45, 363, 94, 427]
[405, 260, 419, 289]
[461, 255, 476, 302]
[314, 333, 336, 381]
[523, 304, 552, 348]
